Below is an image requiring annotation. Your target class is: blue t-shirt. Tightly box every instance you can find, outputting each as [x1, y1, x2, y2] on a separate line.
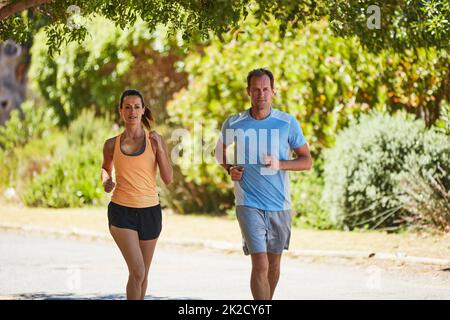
[219, 108, 306, 211]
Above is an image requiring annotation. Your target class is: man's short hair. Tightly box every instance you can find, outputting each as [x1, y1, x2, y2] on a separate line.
[247, 68, 274, 89]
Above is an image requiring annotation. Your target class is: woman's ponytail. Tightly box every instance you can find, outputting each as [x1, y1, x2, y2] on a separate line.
[142, 106, 154, 131]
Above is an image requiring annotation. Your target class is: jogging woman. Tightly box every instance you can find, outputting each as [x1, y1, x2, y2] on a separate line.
[101, 89, 173, 300]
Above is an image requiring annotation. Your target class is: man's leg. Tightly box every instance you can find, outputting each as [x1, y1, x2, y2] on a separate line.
[236, 206, 270, 299]
[267, 253, 282, 299]
[266, 208, 291, 299]
[250, 253, 271, 300]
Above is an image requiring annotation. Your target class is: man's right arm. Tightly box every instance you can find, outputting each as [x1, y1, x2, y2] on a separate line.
[216, 117, 232, 174]
[214, 141, 232, 174]
[215, 116, 244, 180]
[214, 141, 244, 181]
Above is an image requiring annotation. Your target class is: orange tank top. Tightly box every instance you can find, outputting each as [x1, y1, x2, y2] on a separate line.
[111, 131, 159, 208]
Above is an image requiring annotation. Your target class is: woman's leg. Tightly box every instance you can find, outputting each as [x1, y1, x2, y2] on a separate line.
[110, 226, 145, 300]
[139, 238, 158, 299]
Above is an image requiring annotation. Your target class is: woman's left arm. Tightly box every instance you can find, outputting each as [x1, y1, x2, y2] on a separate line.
[150, 131, 173, 185]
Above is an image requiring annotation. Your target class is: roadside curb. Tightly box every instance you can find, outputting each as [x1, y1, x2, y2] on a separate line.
[1, 223, 449, 267]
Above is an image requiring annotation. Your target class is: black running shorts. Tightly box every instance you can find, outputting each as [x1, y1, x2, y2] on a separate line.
[107, 201, 162, 240]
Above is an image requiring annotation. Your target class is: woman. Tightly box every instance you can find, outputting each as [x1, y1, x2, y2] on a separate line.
[101, 89, 173, 300]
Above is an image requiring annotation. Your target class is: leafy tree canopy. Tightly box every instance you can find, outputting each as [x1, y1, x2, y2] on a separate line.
[0, 0, 448, 55]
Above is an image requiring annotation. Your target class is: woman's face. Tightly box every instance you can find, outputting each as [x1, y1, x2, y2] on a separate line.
[120, 95, 144, 125]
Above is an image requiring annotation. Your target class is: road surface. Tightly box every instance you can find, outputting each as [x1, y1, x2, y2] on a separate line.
[0, 232, 449, 299]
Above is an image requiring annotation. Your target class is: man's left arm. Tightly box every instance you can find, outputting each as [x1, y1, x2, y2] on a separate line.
[264, 143, 312, 171]
[279, 144, 313, 171]
[264, 114, 313, 172]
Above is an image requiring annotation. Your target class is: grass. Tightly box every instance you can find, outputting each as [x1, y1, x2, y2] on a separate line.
[1, 204, 450, 259]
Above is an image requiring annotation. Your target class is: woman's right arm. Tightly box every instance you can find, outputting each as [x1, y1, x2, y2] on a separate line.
[101, 138, 116, 193]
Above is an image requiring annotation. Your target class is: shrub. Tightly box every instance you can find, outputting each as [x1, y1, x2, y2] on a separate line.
[322, 111, 449, 230]
[291, 172, 334, 230]
[0, 101, 57, 192]
[22, 142, 105, 208]
[398, 168, 450, 232]
[0, 100, 56, 151]
[291, 157, 335, 229]
[20, 110, 117, 207]
[67, 109, 115, 147]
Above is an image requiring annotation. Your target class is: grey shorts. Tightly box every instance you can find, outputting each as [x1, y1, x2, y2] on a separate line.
[236, 205, 292, 255]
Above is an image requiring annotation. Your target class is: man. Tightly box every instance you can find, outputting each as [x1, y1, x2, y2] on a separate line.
[215, 68, 312, 300]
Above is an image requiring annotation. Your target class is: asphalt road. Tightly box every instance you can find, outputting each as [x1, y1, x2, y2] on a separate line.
[0, 232, 449, 300]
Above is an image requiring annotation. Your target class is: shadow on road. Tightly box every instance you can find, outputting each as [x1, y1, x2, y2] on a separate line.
[7, 292, 197, 300]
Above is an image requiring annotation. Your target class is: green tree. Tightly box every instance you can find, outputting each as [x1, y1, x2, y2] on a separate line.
[28, 16, 187, 126]
[0, 1, 448, 55]
[0, 0, 248, 56]
[328, 0, 449, 52]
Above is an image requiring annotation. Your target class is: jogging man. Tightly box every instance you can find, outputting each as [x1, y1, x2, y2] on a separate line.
[215, 68, 312, 300]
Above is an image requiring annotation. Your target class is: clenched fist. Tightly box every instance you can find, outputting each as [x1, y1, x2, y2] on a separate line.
[230, 166, 244, 181]
[263, 155, 280, 170]
[103, 177, 115, 193]
[149, 130, 163, 152]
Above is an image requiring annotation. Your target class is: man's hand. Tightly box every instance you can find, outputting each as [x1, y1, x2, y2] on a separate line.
[263, 155, 280, 170]
[103, 177, 115, 193]
[230, 166, 244, 181]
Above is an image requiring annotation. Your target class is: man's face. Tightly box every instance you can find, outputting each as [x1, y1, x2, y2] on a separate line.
[247, 75, 274, 111]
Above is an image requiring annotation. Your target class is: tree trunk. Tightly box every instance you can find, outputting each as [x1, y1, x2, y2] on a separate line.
[0, 0, 52, 20]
